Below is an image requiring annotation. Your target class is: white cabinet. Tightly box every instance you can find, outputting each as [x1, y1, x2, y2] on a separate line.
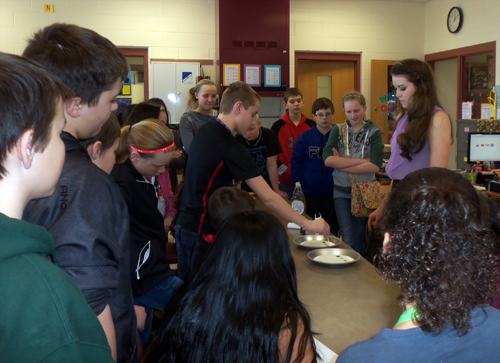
[152, 62, 200, 124]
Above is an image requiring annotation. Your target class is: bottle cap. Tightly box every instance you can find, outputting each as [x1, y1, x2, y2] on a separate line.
[295, 182, 301, 187]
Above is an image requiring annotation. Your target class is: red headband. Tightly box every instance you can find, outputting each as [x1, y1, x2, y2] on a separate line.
[130, 143, 175, 154]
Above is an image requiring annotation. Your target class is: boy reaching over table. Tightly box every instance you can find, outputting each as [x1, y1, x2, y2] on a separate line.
[175, 81, 330, 280]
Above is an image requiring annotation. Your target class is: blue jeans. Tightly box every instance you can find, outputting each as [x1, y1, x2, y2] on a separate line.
[133, 275, 183, 346]
[175, 224, 202, 280]
[334, 196, 367, 257]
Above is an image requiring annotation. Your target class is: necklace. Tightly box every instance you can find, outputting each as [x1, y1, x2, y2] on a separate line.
[216, 118, 233, 135]
[245, 128, 262, 146]
[394, 307, 419, 328]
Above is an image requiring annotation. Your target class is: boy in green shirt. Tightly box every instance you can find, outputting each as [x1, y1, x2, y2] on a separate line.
[0, 53, 114, 363]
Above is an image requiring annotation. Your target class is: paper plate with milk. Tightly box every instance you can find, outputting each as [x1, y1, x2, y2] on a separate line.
[293, 235, 342, 250]
[307, 248, 361, 267]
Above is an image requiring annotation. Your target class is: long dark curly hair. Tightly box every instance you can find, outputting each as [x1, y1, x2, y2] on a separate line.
[391, 59, 450, 161]
[379, 167, 499, 335]
[146, 210, 317, 363]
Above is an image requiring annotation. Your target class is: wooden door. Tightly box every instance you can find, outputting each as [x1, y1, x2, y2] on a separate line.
[371, 60, 399, 144]
[297, 60, 355, 123]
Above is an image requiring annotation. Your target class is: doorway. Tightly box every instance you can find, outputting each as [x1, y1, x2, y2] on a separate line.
[434, 58, 458, 169]
[295, 53, 360, 122]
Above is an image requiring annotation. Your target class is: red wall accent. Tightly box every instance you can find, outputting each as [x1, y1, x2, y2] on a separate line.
[217, 0, 290, 97]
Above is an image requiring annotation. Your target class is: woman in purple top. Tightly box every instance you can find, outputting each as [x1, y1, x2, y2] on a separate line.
[369, 59, 452, 230]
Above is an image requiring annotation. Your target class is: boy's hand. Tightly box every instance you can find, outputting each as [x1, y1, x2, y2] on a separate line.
[174, 150, 183, 158]
[134, 305, 147, 332]
[275, 189, 288, 198]
[332, 147, 340, 157]
[305, 218, 330, 237]
[164, 215, 174, 232]
[368, 208, 382, 231]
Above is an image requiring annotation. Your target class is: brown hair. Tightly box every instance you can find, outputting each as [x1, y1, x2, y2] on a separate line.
[380, 167, 498, 335]
[0, 52, 73, 179]
[187, 79, 218, 111]
[391, 59, 449, 161]
[80, 114, 121, 156]
[124, 102, 162, 127]
[23, 23, 128, 106]
[283, 87, 303, 103]
[342, 91, 366, 108]
[219, 81, 261, 115]
[208, 187, 256, 232]
[312, 97, 335, 114]
[116, 119, 175, 164]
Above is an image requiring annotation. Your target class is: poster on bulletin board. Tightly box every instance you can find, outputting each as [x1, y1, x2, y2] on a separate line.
[264, 65, 281, 87]
[244, 64, 261, 87]
[223, 64, 240, 86]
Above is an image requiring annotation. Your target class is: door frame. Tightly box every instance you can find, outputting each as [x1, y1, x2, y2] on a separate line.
[118, 47, 149, 102]
[425, 41, 496, 119]
[294, 52, 361, 91]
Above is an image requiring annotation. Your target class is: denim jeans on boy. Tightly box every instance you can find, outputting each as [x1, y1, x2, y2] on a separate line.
[175, 224, 202, 280]
[133, 275, 183, 347]
[334, 195, 368, 257]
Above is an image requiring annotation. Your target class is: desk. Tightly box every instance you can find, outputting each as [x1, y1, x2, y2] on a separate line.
[287, 229, 401, 355]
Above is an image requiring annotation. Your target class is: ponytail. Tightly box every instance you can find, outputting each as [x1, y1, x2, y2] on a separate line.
[116, 118, 175, 164]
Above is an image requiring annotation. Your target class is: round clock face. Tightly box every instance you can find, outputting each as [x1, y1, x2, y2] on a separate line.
[448, 7, 462, 33]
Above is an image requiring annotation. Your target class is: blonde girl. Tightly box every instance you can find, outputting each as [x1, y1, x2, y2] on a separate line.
[323, 92, 384, 256]
[112, 119, 183, 346]
[179, 79, 218, 154]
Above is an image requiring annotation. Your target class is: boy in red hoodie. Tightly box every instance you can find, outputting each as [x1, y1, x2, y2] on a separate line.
[271, 88, 315, 198]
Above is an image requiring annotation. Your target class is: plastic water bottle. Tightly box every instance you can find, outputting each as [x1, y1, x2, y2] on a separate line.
[291, 182, 306, 216]
[387, 92, 397, 121]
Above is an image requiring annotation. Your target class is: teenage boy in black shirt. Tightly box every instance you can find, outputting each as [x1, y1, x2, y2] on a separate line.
[175, 81, 330, 280]
[235, 116, 288, 197]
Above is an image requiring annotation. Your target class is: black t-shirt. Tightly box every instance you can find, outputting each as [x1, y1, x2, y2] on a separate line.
[177, 120, 261, 234]
[235, 127, 282, 192]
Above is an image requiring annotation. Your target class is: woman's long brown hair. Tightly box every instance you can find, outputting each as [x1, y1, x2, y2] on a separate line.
[391, 59, 447, 161]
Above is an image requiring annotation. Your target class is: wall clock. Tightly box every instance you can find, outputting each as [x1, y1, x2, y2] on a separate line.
[447, 7, 463, 33]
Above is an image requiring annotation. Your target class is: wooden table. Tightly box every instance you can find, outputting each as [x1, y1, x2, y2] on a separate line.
[287, 228, 401, 355]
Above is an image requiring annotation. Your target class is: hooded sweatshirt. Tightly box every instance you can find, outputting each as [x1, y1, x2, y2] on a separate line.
[0, 213, 114, 363]
[291, 126, 335, 196]
[272, 111, 316, 185]
[323, 120, 384, 194]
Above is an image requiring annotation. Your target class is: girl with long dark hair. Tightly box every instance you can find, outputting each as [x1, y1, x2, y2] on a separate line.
[146, 210, 318, 363]
[369, 59, 452, 230]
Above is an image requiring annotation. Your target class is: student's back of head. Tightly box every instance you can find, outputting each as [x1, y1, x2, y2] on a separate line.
[208, 187, 255, 232]
[380, 167, 499, 335]
[23, 23, 128, 107]
[219, 81, 260, 115]
[147, 210, 317, 363]
[0, 52, 72, 179]
[80, 114, 121, 174]
[124, 102, 163, 127]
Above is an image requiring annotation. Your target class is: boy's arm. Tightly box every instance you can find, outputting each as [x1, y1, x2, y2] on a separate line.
[323, 125, 368, 169]
[266, 155, 287, 197]
[97, 304, 117, 361]
[336, 129, 384, 173]
[245, 176, 330, 237]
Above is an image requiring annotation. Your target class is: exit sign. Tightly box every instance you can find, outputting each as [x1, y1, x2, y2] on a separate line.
[44, 4, 54, 13]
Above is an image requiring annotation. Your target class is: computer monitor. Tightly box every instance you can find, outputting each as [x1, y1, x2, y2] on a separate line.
[468, 133, 500, 162]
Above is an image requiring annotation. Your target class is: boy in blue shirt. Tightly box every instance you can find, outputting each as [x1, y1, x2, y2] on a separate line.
[291, 97, 339, 236]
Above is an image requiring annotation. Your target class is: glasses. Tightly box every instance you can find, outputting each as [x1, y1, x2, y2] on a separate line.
[315, 112, 333, 118]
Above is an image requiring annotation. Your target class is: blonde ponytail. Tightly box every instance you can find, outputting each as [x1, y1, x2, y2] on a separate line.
[116, 118, 175, 164]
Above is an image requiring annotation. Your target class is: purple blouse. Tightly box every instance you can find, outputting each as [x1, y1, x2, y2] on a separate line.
[386, 106, 443, 180]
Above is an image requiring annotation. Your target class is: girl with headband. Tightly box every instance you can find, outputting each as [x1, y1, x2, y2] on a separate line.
[179, 79, 218, 154]
[112, 119, 183, 347]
